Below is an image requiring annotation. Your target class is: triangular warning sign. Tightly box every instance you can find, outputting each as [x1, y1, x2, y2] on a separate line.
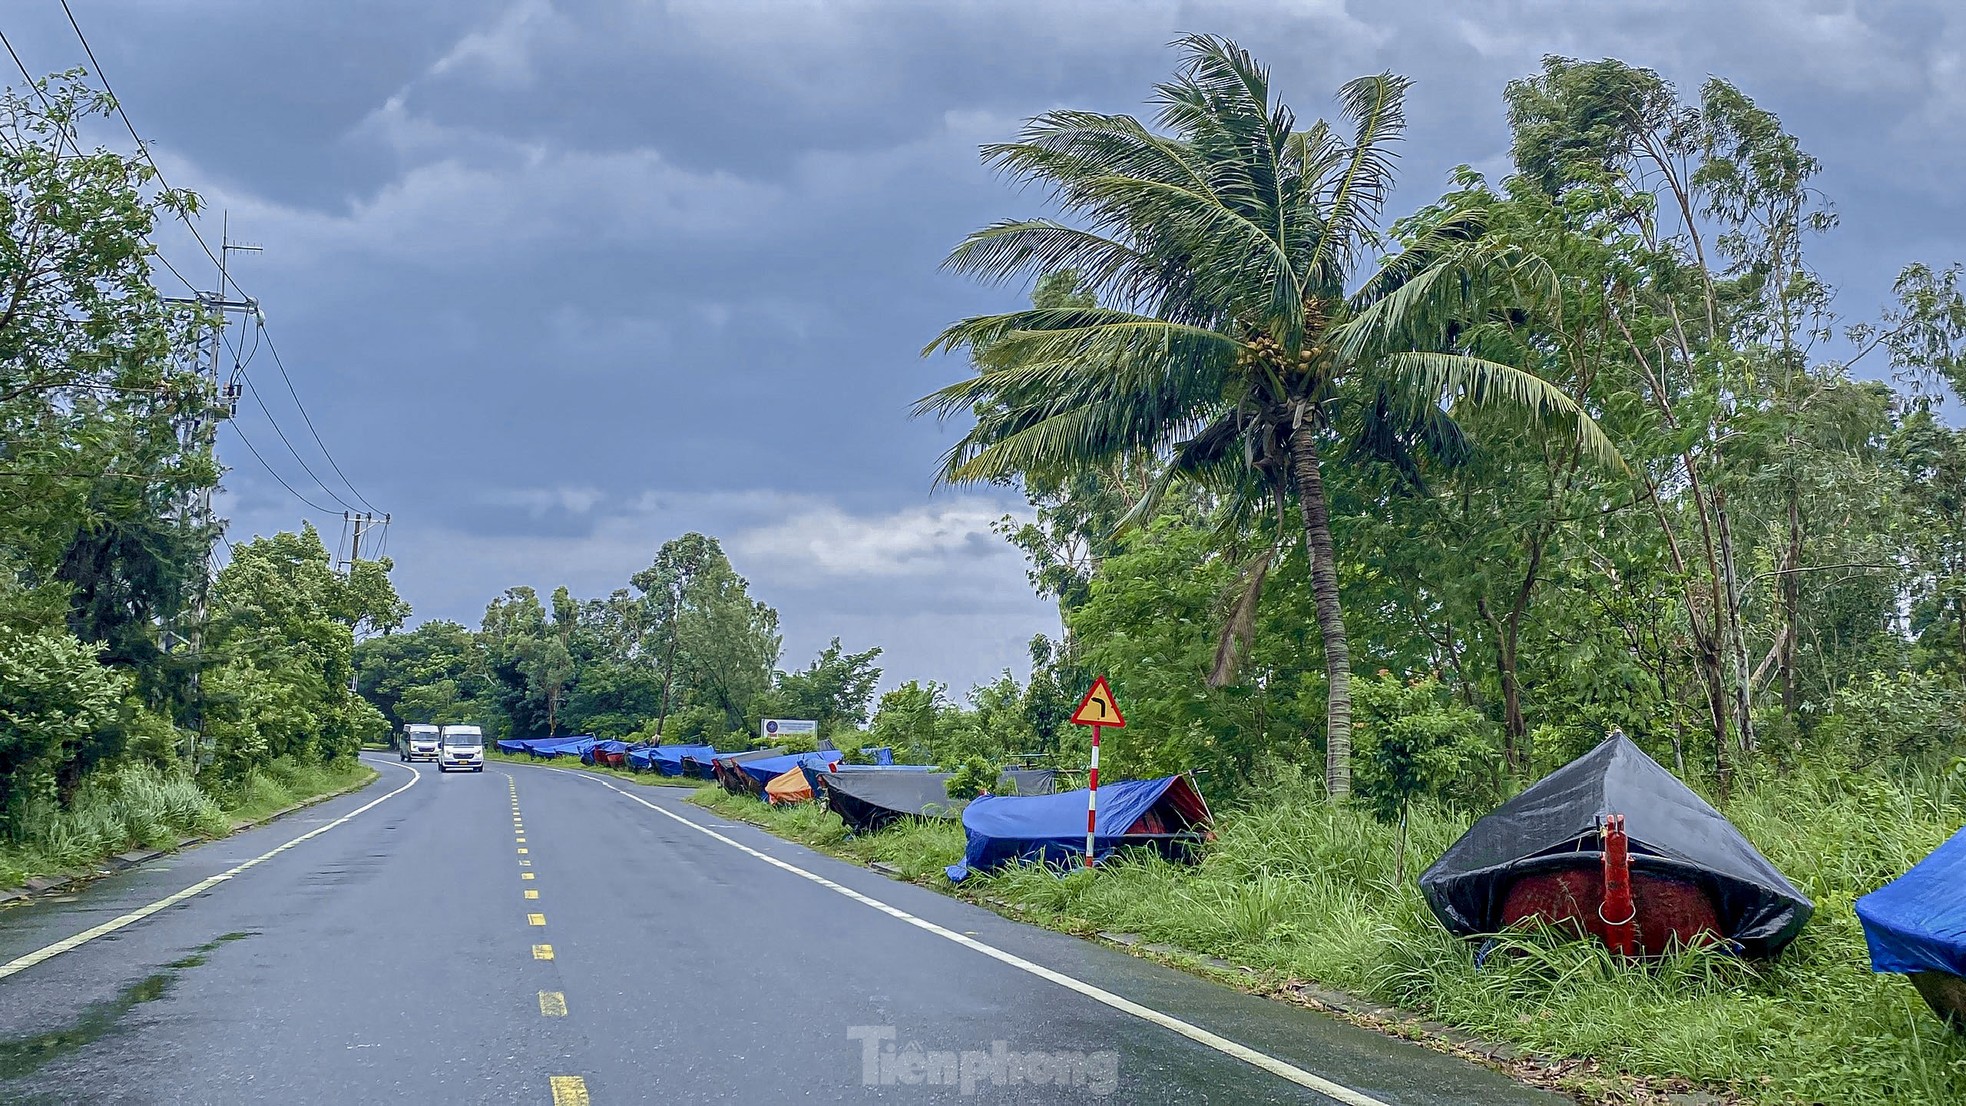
[1070, 676, 1125, 728]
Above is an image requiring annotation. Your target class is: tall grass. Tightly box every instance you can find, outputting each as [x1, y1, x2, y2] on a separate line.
[0, 763, 227, 887]
[695, 764, 1966, 1105]
[0, 757, 373, 889]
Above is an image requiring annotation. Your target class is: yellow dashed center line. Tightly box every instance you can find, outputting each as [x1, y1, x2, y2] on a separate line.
[549, 1075, 590, 1105]
[516, 837, 527, 843]
[517, 848, 528, 854]
[538, 990, 568, 1017]
[525, 889, 539, 900]
[528, 912, 546, 926]
[519, 860, 531, 867]
[533, 943, 554, 960]
[522, 872, 535, 880]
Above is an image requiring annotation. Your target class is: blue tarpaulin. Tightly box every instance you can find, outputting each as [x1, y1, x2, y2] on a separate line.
[1858, 826, 1966, 977]
[859, 746, 895, 765]
[737, 750, 843, 788]
[634, 744, 718, 775]
[530, 737, 599, 759]
[946, 776, 1211, 881]
[497, 737, 588, 755]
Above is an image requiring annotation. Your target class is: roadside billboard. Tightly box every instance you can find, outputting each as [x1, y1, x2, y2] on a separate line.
[761, 718, 818, 742]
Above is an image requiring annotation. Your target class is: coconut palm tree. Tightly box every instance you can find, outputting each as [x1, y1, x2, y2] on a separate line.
[918, 35, 1617, 800]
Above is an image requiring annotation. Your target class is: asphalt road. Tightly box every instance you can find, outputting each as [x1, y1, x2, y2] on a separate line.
[0, 756, 1563, 1105]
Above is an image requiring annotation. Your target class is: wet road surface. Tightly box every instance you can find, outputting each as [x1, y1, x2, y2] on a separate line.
[0, 755, 1562, 1104]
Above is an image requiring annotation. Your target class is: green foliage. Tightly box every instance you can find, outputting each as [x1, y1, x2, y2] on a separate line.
[1350, 674, 1498, 823]
[1813, 672, 1966, 770]
[945, 756, 1000, 801]
[200, 525, 401, 775]
[0, 626, 126, 815]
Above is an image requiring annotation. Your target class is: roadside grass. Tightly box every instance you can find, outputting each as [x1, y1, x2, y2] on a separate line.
[689, 765, 1966, 1106]
[0, 756, 373, 889]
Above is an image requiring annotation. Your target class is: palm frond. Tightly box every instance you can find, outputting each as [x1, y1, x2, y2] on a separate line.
[1380, 350, 1626, 470]
[1304, 73, 1410, 285]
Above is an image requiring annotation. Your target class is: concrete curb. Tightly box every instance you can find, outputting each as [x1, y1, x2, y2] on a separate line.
[0, 766, 380, 910]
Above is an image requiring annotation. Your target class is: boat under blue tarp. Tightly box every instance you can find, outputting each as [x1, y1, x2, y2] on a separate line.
[580, 740, 635, 765]
[946, 775, 1212, 881]
[1859, 826, 1966, 988]
[733, 750, 844, 792]
[529, 737, 599, 760]
[629, 744, 716, 774]
[496, 737, 586, 756]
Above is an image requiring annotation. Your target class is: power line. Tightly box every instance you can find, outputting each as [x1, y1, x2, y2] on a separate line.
[257, 321, 381, 513]
[239, 372, 361, 513]
[224, 420, 341, 516]
[56, 0, 225, 274]
[25, 11, 386, 528]
[215, 321, 359, 512]
[2, 29, 204, 301]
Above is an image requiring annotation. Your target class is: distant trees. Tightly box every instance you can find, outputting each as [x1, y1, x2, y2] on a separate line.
[357, 533, 877, 750]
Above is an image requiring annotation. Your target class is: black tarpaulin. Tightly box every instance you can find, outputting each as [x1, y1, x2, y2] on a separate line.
[819, 769, 1058, 833]
[1418, 734, 1813, 957]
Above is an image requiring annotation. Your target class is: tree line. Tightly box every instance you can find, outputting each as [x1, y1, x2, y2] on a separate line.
[0, 72, 405, 841]
[920, 39, 1966, 811]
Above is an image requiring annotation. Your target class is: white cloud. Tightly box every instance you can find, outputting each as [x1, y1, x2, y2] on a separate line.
[732, 503, 1015, 579]
[483, 485, 607, 516]
[431, 0, 568, 86]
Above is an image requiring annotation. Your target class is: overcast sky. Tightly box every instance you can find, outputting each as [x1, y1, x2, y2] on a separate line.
[8, 1, 1964, 696]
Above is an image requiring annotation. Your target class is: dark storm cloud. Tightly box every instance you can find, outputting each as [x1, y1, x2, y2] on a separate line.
[7, 0, 1963, 691]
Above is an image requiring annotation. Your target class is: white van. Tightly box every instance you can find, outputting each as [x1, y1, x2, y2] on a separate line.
[400, 724, 440, 762]
[438, 725, 484, 773]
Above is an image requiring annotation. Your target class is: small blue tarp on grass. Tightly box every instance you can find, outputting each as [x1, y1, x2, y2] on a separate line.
[946, 775, 1212, 881]
[1858, 826, 1966, 977]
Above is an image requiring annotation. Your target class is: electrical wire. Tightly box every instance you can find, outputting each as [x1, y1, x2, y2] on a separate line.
[56, 0, 224, 273]
[30, 11, 387, 526]
[255, 322, 380, 513]
[223, 420, 341, 516]
[218, 322, 358, 512]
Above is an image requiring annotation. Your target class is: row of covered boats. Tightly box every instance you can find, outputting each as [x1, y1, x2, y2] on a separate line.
[496, 730, 1962, 1030]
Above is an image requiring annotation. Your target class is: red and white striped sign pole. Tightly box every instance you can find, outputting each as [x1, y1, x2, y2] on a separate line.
[1069, 677, 1124, 872]
[1085, 724, 1101, 868]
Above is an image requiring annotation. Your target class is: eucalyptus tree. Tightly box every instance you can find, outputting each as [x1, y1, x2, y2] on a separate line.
[919, 35, 1612, 798]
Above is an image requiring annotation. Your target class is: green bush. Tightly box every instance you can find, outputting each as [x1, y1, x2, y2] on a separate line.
[946, 756, 1000, 800]
[1815, 671, 1966, 769]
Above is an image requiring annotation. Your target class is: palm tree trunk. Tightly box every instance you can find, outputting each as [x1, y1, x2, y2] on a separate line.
[1287, 423, 1353, 801]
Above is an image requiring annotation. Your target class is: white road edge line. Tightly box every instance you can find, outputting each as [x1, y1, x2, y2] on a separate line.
[0, 757, 423, 982]
[537, 765, 1391, 1106]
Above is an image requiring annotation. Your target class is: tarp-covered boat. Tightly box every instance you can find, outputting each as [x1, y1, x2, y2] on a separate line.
[580, 740, 633, 767]
[765, 766, 816, 804]
[704, 747, 786, 787]
[818, 769, 1057, 833]
[946, 775, 1212, 881]
[728, 750, 842, 796]
[1419, 733, 1812, 958]
[531, 737, 599, 760]
[629, 744, 717, 775]
[1858, 826, 1966, 1029]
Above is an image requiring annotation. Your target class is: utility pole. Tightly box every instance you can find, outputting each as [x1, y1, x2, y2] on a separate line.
[341, 511, 389, 570]
[161, 218, 262, 759]
[342, 511, 389, 696]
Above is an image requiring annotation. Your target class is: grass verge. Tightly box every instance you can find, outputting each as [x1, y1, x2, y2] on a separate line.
[0, 757, 376, 890]
[690, 767, 1966, 1106]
